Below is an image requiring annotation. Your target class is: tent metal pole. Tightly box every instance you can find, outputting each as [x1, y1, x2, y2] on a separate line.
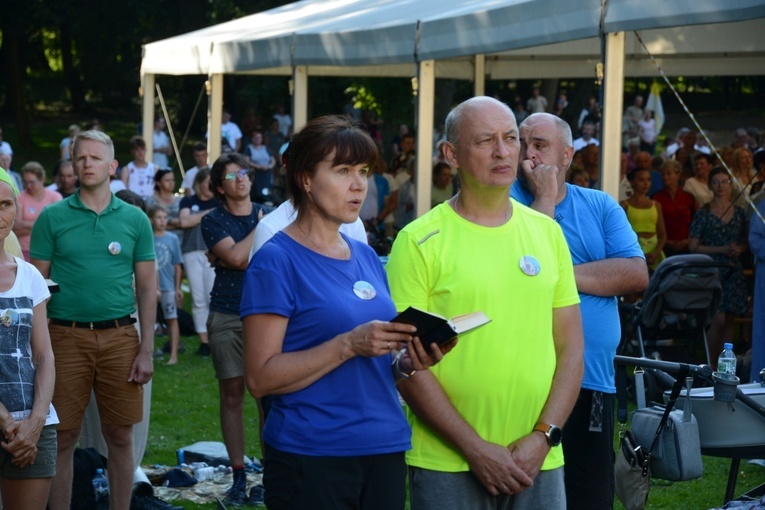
[141, 73, 155, 161]
[292, 66, 308, 132]
[207, 73, 223, 161]
[601, 31, 625, 200]
[474, 54, 485, 97]
[415, 60, 435, 219]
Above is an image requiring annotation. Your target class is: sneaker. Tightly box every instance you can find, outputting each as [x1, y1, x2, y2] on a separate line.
[247, 484, 265, 506]
[223, 485, 248, 507]
[197, 343, 211, 357]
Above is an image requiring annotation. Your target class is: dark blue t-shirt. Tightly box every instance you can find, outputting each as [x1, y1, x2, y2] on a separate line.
[241, 232, 411, 456]
[201, 202, 271, 315]
[179, 195, 218, 253]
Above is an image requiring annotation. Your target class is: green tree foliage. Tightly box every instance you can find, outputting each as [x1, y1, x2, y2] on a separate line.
[0, 0, 294, 146]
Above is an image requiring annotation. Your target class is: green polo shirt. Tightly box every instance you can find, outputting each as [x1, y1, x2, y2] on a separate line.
[30, 191, 155, 322]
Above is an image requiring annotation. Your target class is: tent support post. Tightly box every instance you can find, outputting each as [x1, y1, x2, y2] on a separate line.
[141, 73, 155, 160]
[415, 60, 435, 219]
[207, 73, 223, 161]
[474, 54, 485, 97]
[601, 31, 625, 200]
[293, 66, 308, 132]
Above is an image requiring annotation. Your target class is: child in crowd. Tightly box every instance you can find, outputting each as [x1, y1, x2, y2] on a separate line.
[122, 136, 157, 198]
[148, 204, 184, 365]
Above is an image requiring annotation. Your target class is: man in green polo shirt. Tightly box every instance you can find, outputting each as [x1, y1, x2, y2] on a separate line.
[30, 130, 157, 510]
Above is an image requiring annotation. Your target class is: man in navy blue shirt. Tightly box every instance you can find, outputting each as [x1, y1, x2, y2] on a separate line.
[201, 153, 271, 506]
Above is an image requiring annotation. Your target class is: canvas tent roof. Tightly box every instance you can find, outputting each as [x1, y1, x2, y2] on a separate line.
[142, 0, 765, 77]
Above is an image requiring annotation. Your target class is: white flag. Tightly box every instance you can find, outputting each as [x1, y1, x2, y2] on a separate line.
[645, 81, 664, 134]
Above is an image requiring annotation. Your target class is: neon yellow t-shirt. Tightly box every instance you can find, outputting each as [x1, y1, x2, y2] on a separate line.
[386, 200, 580, 472]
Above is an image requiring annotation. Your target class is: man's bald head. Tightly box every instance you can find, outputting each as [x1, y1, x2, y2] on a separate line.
[445, 96, 515, 148]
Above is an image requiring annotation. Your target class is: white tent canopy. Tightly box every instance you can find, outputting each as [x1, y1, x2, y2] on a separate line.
[140, 0, 765, 209]
[143, 0, 765, 75]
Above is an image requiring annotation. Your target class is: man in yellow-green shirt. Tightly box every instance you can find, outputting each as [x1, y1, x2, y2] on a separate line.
[387, 96, 584, 509]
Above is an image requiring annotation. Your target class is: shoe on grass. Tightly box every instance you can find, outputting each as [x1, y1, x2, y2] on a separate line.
[223, 478, 248, 507]
[247, 484, 265, 506]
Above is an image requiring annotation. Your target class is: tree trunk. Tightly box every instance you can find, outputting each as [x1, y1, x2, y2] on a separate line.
[2, 34, 33, 147]
[60, 23, 85, 112]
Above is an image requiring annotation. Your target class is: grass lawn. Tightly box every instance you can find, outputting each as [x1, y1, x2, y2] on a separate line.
[147, 334, 765, 510]
[145, 334, 263, 510]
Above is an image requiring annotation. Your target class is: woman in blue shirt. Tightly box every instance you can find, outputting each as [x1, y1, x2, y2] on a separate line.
[241, 115, 443, 509]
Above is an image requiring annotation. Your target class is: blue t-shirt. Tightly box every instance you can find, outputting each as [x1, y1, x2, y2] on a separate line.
[201, 202, 271, 315]
[511, 182, 644, 393]
[240, 232, 411, 457]
[154, 233, 183, 292]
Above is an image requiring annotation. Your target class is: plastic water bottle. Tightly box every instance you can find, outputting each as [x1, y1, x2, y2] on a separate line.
[717, 342, 737, 375]
[92, 468, 109, 510]
[194, 466, 216, 481]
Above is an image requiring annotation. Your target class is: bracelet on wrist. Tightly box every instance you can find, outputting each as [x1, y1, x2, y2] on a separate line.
[392, 350, 416, 379]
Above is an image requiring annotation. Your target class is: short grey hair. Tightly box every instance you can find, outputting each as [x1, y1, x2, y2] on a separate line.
[553, 115, 573, 148]
[520, 112, 573, 149]
[73, 130, 115, 160]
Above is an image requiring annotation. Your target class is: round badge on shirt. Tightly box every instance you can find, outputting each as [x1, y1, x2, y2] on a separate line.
[108, 242, 122, 256]
[519, 255, 540, 276]
[0, 309, 19, 327]
[353, 281, 377, 300]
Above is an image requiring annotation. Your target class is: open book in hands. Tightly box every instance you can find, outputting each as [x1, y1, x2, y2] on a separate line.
[392, 306, 491, 352]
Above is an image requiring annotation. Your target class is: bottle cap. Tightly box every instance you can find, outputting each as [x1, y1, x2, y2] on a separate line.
[723, 342, 733, 350]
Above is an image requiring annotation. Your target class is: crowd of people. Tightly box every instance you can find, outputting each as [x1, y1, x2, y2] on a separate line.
[0, 87, 762, 510]
[536, 92, 763, 384]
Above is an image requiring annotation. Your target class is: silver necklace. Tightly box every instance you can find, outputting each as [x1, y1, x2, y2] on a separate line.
[297, 223, 349, 259]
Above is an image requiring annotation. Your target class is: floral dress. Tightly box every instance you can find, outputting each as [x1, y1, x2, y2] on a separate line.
[689, 205, 748, 314]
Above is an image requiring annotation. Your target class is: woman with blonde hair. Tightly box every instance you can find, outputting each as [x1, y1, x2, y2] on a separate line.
[0, 168, 57, 510]
[730, 147, 755, 207]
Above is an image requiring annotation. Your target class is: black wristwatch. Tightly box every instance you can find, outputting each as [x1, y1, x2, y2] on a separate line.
[533, 422, 563, 447]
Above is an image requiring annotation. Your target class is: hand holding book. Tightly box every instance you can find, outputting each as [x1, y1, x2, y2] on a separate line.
[392, 306, 491, 353]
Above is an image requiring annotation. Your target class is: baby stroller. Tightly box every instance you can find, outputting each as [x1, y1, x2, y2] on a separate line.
[617, 254, 731, 402]
[619, 254, 730, 366]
